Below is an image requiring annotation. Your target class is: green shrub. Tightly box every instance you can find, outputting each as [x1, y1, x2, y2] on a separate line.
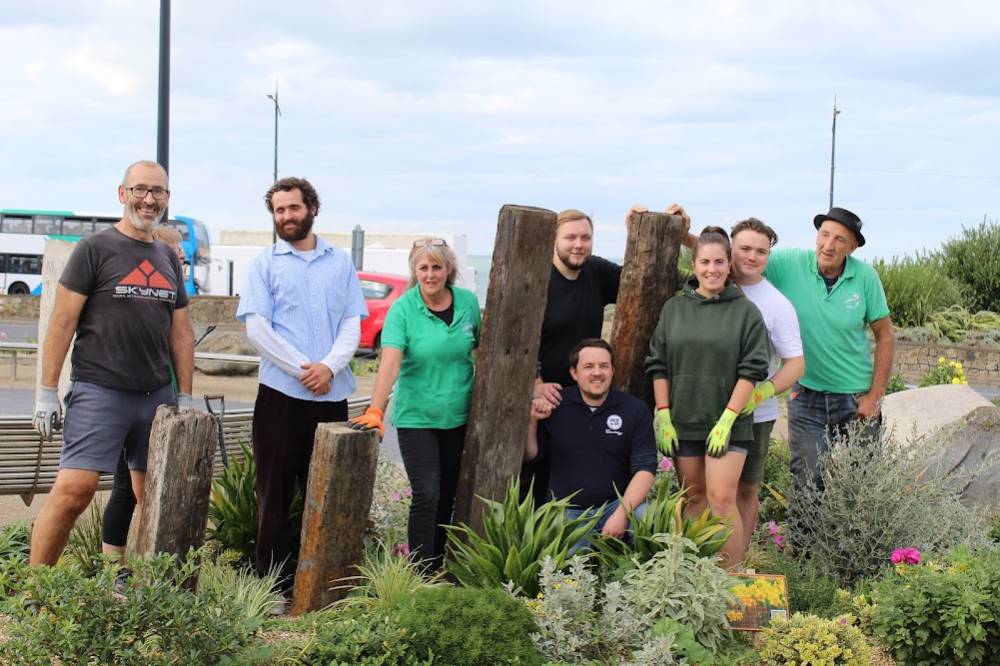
[0, 550, 254, 664]
[759, 438, 792, 526]
[919, 355, 968, 386]
[872, 548, 1000, 665]
[940, 217, 1000, 312]
[444, 480, 600, 597]
[301, 608, 434, 666]
[589, 487, 730, 580]
[873, 254, 964, 327]
[334, 542, 446, 613]
[387, 586, 544, 665]
[761, 613, 870, 665]
[885, 373, 907, 395]
[0, 521, 30, 562]
[197, 552, 282, 624]
[790, 421, 988, 587]
[991, 513, 1000, 542]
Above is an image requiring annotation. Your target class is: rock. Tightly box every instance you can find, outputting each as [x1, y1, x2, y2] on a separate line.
[195, 329, 258, 376]
[883, 385, 1000, 512]
[882, 384, 992, 446]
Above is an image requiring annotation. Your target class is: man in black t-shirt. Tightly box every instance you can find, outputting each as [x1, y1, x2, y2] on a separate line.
[525, 339, 656, 542]
[30, 160, 195, 566]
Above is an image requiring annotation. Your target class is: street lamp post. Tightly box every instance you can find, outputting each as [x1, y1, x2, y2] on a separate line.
[829, 95, 841, 209]
[267, 81, 281, 244]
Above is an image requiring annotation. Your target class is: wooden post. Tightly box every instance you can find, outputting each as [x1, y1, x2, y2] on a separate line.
[35, 239, 77, 400]
[452, 205, 557, 537]
[132, 406, 217, 567]
[610, 211, 686, 406]
[291, 423, 380, 615]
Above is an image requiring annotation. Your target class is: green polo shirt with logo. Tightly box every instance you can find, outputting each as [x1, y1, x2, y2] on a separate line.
[381, 285, 481, 429]
[764, 249, 889, 394]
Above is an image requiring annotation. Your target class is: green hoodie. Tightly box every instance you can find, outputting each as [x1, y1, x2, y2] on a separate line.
[644, 278, 769, 442]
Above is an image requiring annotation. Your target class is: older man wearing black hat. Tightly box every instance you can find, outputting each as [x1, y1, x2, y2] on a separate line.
[757, 206, 894, 495]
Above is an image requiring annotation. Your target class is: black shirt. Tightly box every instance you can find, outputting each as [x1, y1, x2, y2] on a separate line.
[538, 256, 621, 387]
[429, 302, 454, 326]
[537, 387, 657, 509]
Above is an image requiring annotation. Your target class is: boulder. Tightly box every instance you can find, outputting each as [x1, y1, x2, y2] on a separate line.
[882, 384, 992, 446]
[883, 385, 1000, 512]
[195, 329, 258, 376]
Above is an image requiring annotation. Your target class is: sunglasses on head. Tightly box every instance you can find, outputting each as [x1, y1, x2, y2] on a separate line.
[413, 238, 448, 248]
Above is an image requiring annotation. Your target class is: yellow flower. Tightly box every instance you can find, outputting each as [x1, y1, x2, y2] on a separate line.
[938, 356, 947, 364]
[952, 378, 961, 384]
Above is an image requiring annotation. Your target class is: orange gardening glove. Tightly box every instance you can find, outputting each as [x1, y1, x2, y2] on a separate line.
[349, 406, 385, 438]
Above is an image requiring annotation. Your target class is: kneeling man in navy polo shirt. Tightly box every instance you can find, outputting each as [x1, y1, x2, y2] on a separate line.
[525, 338, 657, 541]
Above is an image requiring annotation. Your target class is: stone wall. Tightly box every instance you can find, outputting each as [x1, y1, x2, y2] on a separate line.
[893, 340, 1000, 386]
[0, 294, 242, 327]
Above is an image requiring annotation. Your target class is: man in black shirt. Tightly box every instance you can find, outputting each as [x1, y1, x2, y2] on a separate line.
[525, 339, 656, 540]
[30, 160, 195, 566]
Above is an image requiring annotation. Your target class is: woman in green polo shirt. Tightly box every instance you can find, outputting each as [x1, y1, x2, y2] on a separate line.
[350, 238, 481, 572]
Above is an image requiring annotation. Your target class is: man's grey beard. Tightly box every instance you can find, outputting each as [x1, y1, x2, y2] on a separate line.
[127, 205, 165, 232]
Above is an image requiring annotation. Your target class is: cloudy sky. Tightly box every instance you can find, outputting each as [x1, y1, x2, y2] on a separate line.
[1, 1, 997, 258]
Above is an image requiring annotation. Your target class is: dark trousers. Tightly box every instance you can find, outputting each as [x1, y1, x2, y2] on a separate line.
[252, 384, 347, 587]
[101, 452, 136, 548]
[397, 426, 466, 572]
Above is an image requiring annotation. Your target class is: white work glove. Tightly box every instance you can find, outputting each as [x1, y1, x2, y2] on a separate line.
[177, 393, 194, 410]
[33, 386, 62, 439]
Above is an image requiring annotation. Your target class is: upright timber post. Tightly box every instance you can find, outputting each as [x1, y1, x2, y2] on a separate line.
[291, 423, 379, 616]
[132, 406, 217, 573]
[452, 205, 557, 537]
[610, 211, 686, 406]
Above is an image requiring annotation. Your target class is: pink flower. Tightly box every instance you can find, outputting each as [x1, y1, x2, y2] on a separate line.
[658, 457, 674, 472]
[391, 543, 411, 557]
[403, 488, 413, 499]
[891, 547, 922, 565]
[390, 491, 401, 502]
[767, 520, 785, 550]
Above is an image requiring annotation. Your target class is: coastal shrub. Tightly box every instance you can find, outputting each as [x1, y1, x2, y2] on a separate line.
[940, 217, 1000, 312]
[872, 548, 1000, 665]
[761, 613, 870, 666]
[444, 480, 600, 597]
[300, 609, 434, 666]
[0, 550, 254, 665]
[333, 542, 446, 613]
[197, 550, 282, 624]
[387, 586, 544, 665]
[589, 487, 729, 580]
[0, 521, 30, 562]
[63, 499, 104, 575]
[759, 437, 792, 526]
[873, 254, 963, 327]
[790, 422, 987, 587]
[885, 373, 907, 395]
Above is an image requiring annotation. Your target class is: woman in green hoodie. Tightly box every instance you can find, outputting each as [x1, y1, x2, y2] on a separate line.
[645, 226, 769, 568]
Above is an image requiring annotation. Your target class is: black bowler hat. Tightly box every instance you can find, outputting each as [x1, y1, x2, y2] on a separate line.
[813, 206, 865, 247]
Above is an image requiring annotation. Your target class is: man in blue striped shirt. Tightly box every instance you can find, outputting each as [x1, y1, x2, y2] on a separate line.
[237, 177, 367, 599]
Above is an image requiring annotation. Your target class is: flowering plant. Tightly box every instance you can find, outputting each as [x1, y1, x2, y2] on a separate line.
[768, 520, 786, 551]
[919, 357, 968, 387]
[890, 547, 921, 565]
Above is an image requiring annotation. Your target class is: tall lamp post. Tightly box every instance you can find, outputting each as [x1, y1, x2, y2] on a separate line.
[828, 95, 841, 209]
[267, 80, 281, 244]
[157, 0, 170, 219]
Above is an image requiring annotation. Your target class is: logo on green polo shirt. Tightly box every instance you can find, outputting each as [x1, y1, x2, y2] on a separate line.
[844, 293, 861, 309]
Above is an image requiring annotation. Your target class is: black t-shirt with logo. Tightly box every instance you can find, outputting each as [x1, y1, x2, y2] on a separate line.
[60, 226, 188, 392]
[538, 256, 621, 387]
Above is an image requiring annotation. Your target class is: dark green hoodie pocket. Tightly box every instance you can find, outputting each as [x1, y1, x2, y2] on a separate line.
[670, 373, 728, 431]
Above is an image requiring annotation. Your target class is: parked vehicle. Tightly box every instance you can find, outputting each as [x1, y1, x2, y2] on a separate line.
[358, 271, 408, 351]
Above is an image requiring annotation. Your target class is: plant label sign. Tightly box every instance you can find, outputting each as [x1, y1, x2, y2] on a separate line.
[727, 573, 789, 631]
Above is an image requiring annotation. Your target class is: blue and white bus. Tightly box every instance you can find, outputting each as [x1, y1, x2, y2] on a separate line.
[0, 209, 211, 295]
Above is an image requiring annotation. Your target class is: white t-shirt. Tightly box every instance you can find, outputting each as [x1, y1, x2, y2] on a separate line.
[740, 279, 803, 423]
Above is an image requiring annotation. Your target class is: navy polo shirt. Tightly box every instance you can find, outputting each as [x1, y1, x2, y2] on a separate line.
[537, 387, 657, 509]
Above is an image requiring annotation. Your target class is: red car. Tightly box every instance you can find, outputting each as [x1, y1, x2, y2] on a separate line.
[358, 271, 409, 351]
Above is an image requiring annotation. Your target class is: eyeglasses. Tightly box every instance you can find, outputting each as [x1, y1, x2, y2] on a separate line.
[413, 238, 447, 248]
[127, 186, 170, 200]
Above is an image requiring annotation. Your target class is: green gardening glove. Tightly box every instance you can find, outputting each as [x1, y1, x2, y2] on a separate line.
[706, 408, 738, 458]
[741, 380, 776, 415]
[654, 407, 680, 457]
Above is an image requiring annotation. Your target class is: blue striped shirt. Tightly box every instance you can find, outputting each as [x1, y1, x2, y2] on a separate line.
[236, 236, 368, 402]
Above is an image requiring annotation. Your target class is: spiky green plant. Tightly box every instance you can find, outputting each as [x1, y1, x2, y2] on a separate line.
[444, 480, 600, 597]
[332, 541, 447, 613]
[589, 488, 730, 580]
[63, 500, 105, 575]
[208, 443, 259, 565]
[198, 557, 282, 624]
[0, 521, 31, 562]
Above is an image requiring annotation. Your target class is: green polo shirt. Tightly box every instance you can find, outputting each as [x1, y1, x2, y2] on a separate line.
[382, 285, 481, 429]
[764, 249, 889, 394]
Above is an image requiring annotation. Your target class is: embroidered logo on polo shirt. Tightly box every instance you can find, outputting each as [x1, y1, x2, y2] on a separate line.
[605, 414, 623, 435]
[114, 260, 177, 302]
[843, 293, 861, 310]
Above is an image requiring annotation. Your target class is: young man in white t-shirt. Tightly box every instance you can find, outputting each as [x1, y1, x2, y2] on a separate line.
[729, 218, 805, 556]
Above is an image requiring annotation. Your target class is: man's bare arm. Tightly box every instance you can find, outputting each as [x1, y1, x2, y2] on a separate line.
[169, 306, 195, 395]
[41, 285, 88, 387]
[858, 316, 895, 418]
